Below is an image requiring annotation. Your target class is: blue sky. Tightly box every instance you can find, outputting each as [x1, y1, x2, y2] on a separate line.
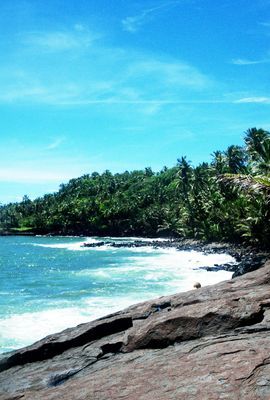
[0, 0, 270, 203]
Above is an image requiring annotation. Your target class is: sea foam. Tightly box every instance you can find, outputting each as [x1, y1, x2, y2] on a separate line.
[0, 237, 235, 353]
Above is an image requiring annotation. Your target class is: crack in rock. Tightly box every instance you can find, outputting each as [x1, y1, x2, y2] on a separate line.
[236, 358, 270, 383]
[124, 307, 265, 351]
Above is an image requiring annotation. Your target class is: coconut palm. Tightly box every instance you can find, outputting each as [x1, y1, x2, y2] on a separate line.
[244, 128, 270, 174]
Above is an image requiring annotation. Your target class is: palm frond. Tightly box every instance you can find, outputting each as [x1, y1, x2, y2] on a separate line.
[218, 174, 270, 196]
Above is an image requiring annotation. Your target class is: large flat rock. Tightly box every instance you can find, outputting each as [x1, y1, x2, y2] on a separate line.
[1, 260, 270, 399]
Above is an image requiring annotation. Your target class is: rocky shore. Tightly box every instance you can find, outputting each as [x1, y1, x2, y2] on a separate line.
[1, 258, 270, 399]
[1, 233, 268, 277]
[82, 238, 269, 278]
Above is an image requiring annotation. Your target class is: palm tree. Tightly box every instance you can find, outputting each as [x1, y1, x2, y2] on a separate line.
[221, 129, 270, 191]
[245, 128, 269, 159]
[176, 157, 192, 195]
[211, 150, 227, 174]
[244, 128, 270, 174]
[219, 174, 270, 196]
[225, 145, 247, 174]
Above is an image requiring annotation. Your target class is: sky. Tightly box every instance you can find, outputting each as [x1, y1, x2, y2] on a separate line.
[0, 0, 270, 203]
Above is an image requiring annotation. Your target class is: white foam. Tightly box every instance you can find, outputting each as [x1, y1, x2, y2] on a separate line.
[103, 236, 169, 242]
[32, 237, 170, 252]
[165, 269, 232, 292]
[0, 298, 139, 353]
[82, 296, 139, 317]
[124, 249, 233, 271]
[32, 237, 100, 251]
[73, 249, 234, 297]
[91, 270, 111, 278]
[0, 308, 91, 352]
[1, 240, 236, 353]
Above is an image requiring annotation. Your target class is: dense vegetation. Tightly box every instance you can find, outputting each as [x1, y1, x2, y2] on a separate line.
[0, 128, 269, 248]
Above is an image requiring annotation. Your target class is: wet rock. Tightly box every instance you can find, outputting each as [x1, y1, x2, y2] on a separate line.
[81, 238, 269, 277]
[82, 241, 105, 247]
[232, 255, 269, 278]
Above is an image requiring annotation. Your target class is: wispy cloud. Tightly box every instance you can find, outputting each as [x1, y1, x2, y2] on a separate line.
[231, 58, 268, 65]
[234, 96, 270, 104]
[0, 85, 48, 102]
[0, 42, 214, 107]
[125, 59, 212, 89]
[122, 1, 181, 33]
[0, 89, 228, 106]
[46, 137, 65, 150]
[259, 21, 270, 27]
[20, 25, 95, 52]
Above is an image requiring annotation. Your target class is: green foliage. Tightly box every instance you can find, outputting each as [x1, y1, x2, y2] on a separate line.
[0, 128, 269, 248]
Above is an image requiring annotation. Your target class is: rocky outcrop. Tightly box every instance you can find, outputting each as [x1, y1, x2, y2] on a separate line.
[1, 260, 270, 399]
[82, 239, 269, 277]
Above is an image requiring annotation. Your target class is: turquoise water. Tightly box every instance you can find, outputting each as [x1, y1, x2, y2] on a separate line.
[0, 236, 235, 353]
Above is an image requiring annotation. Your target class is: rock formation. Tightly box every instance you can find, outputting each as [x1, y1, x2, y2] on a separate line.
[1, 260, 270, 399]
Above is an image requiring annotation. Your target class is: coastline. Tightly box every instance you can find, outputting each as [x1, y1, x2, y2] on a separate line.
[1, 259, 270, 399]
[81, 236, 270, 278]
[0, 235, 242, 354]
[4, 232, 267, 277]
[0, 235, 268, 354]
[1, 232, 269, 278]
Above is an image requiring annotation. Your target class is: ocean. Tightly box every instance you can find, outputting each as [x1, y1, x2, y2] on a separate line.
[0, 236, 235, 353]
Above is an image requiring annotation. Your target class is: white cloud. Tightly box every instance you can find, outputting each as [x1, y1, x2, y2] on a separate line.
[0, 81, 88, 105]
[122, 1, 181, 33]
[46, 137, 65, 150]
[122, 17, 141, 33]
[126, 59, 212, 89]
[0, 49, 213, 106]
[259, 21, 270, 28]
[0, 85, 48, 102]
[234, 97, 270, 104]
[231, 58, 267, 65]
[21, 28, 95, 52]
[0, 25, 215, 109]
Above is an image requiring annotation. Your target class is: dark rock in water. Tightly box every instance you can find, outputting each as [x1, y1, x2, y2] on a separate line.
[82, 241, 105, 247]
[1, 259, 270, 399]
[82, 239, 165, 249]
[197, 264, 232, 272]
[81, 238, 269, 278]
[232, 255, 269, 278]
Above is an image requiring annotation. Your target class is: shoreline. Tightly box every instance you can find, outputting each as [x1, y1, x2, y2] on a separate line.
[1, 238, 270, 398]
[1, 260, 270, 399]
[1, 233, 269, 278]
[79, 236, 270, 278]
[0, 237, 236, 355]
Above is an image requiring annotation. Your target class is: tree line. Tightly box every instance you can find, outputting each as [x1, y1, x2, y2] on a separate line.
[0, 128, 269, 248]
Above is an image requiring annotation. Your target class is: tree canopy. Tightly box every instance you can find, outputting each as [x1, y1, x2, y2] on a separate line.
[1, 128, 269, 248]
